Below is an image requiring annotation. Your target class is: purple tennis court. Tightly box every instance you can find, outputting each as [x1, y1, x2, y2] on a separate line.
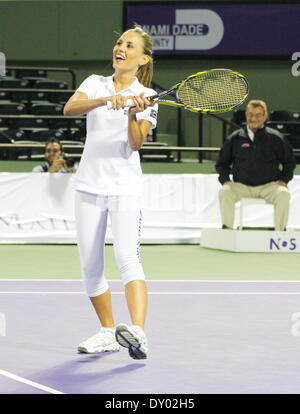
[1, 279, 300, 394]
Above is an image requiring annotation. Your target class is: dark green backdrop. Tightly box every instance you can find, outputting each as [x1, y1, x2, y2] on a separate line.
[1, 0, 299, 162]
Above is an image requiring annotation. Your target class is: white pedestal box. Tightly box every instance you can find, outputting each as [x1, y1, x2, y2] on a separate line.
[200, 228, 300, 253]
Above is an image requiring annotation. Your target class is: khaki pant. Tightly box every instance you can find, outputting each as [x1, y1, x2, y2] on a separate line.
[219, 182, 290, 231]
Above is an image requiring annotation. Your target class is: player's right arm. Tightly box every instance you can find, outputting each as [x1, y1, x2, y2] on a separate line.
[64, 91, 106, 116]
[64, 92, 129, 116]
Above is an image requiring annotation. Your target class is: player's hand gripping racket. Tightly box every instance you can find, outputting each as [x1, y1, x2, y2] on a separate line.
[107, 69, 249, 113]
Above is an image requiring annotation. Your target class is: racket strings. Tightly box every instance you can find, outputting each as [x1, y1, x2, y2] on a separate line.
[178, 71, 248, 112]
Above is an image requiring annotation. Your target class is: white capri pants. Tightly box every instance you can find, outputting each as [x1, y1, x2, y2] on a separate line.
[75, 190, 145, 297]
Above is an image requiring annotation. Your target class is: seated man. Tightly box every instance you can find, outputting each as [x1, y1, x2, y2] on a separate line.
[32, 138, 78, 173]
[215, 99, 296, 231]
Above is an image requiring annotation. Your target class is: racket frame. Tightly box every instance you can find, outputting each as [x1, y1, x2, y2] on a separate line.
[151, 68, 249, 114]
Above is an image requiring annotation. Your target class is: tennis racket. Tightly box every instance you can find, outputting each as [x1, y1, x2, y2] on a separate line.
[107, 68, 249, 113]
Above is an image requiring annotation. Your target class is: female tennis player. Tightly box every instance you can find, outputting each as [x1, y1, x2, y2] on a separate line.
[63, 25, 157, 360]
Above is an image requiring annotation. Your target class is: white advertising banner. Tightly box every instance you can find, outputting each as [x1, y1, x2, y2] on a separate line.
[0, 173, 300, 244]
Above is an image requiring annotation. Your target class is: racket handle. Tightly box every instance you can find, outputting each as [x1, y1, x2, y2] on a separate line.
[107, 98, 135, 110]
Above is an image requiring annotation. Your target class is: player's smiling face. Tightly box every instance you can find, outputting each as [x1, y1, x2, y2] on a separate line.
[113, 31, 149, 73]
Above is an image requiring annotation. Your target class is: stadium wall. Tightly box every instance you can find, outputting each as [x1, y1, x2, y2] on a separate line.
[1, 1, 298, 163]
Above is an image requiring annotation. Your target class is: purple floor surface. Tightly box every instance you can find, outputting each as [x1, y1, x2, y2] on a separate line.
[1, 280, 300, 394]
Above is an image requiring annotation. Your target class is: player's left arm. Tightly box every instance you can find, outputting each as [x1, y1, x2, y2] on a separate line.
[127, 93, 153, 151]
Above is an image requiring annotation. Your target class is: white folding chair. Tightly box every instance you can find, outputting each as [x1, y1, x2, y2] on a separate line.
[239, 198, 273, 230]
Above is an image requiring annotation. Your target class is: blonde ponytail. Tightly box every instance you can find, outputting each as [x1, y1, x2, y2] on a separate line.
[137, 58, 153, 88]
[127, 25, 153, 87]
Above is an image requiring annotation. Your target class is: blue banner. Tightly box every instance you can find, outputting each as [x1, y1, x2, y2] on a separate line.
[125, 2, 300, 56]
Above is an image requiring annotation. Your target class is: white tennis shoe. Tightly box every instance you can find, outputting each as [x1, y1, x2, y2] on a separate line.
[115, 323, 148, 359]
[77, 328, 120, 353]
